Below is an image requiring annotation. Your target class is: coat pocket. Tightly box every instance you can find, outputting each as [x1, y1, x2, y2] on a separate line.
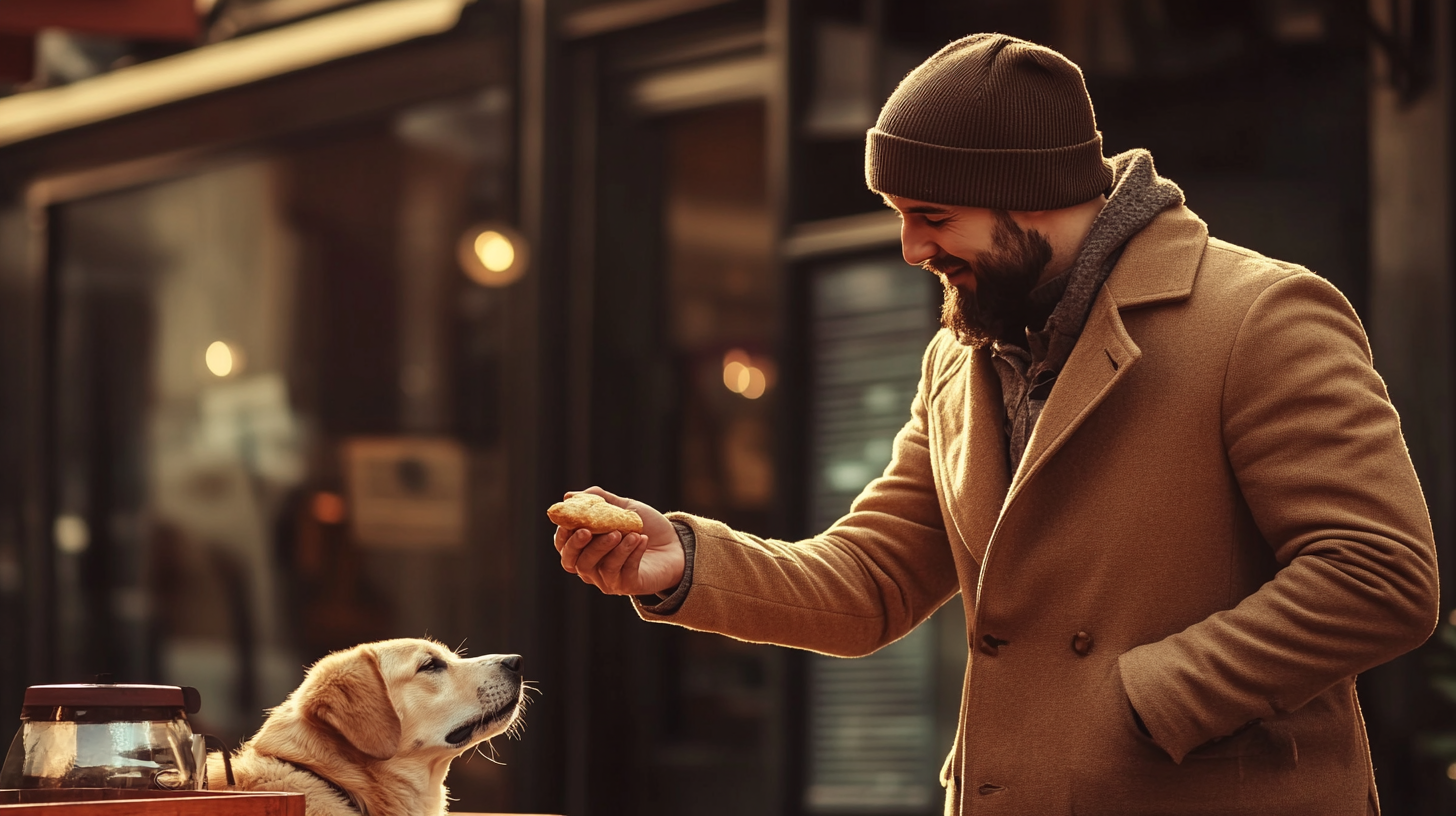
[1069, 660, 1299, 815]
[1184, 719, 1297, 769]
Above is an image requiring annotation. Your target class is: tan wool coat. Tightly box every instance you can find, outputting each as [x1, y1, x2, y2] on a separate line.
[638, 205, 1440, 815]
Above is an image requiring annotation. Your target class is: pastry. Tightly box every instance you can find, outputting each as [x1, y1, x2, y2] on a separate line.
[547, 493, 644, 535]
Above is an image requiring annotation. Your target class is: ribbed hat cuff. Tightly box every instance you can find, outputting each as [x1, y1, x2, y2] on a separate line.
[866, 129, 1114, 211]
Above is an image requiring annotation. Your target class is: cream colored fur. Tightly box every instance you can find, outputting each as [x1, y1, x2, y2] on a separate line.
[206, 638, 526, 816]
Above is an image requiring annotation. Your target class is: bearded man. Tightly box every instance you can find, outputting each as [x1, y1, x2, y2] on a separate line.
[552, 34, 1438, 816]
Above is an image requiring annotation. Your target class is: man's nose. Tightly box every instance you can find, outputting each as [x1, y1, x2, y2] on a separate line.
[900, 221, 937, 267]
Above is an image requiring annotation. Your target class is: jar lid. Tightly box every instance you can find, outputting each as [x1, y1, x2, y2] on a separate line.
[23, 684, 201, 713]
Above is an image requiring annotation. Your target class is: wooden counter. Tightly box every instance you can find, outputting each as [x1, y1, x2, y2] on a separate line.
[0, 790, 562, 815]
[0, 790, 304, 814]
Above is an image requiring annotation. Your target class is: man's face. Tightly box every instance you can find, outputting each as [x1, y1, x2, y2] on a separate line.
[883, 195, 1054, 348]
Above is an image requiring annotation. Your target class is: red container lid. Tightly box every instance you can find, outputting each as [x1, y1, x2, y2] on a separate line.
[23, 684, 198, 712]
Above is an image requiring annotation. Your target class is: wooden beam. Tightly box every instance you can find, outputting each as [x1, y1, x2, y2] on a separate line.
[560, 0, 734, 40]
[0, 0, 199, 42]
[0, 0, 471, 149]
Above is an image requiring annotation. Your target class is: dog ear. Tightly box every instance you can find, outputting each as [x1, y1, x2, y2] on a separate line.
[306, 646, 402, 760]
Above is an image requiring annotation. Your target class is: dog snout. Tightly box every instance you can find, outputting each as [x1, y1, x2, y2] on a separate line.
[500, 654, 523, 674]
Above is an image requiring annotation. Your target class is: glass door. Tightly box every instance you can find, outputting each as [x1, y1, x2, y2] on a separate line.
[45, 87, 532, 812]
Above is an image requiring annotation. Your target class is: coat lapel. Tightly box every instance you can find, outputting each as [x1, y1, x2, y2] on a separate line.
[1008, 294, 1139, 496]
[935, 343, 1012, 566]
[956, 348, 1012, 564]
[1004, 205, 1209, 505]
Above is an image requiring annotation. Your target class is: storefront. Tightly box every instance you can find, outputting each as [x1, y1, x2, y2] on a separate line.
[0, 2, 546, 810]
[0, 0, 1449, 814]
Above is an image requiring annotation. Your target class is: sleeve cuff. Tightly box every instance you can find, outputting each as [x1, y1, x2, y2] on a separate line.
[634, 520, 696, 615]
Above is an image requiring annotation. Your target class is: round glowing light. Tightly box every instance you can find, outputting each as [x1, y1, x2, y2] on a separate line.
[312, 491, 347, 525]
[1447, 762, 1456, 781]
[723, 349, 752, 394]
[54, 515, 90, 554]
[474, 231, 516, 273]
[742, 366, 767, 399]
[205, 341, 234, 377]
[723, 361, 748, 393]
[722, 349, 774, 399]
[459, 223, 529, 287]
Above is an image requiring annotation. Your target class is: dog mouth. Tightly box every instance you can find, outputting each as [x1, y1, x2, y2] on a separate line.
[445, 699, 518, 747]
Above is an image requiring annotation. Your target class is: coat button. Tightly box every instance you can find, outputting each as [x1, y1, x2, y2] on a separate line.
[979, 634, 1009, 656]
[1071, 631, 1094, 656]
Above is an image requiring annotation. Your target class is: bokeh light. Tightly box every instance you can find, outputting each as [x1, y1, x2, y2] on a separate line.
[723, 349, 772, 399]
[312, 491, 347, 525]
[205, 341, 235, 377]
[474, 230, 515, 272]
[459, 223, 529, 287]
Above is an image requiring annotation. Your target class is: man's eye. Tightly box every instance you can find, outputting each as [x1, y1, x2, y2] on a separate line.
[419, 657, 447, 673]
[923, 217, 948, 228]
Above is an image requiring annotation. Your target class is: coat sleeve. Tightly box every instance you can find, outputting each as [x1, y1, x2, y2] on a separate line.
[632, 337, 960, 657]
[1119, 271, 1440, 762]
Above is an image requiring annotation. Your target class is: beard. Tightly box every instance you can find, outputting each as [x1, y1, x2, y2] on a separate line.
[928, 210, 1055, 349]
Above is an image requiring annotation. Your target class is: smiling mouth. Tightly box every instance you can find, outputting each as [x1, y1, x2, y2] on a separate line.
[942, 269, 975, 290]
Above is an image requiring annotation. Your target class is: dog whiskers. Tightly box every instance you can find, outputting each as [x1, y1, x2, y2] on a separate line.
[470, 740, 506, 766]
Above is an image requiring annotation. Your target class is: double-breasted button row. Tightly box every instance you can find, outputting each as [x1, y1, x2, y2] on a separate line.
[977, 633, 1095, 656]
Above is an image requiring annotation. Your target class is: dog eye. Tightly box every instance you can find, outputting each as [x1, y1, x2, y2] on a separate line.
[418, 656, 448, 673]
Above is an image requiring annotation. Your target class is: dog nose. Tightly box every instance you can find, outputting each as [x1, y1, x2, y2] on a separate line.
[501, 655, 523, 673]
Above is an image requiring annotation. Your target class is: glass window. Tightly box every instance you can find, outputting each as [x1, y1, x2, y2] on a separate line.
[649, 99, 788, 816]
[804, 252, 965, 813]
[45, 87, 528, 811]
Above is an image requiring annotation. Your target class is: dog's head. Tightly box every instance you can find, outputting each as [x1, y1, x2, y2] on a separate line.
[270, 638, 526, 763]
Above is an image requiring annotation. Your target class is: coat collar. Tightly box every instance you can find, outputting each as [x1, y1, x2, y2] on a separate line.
[1101, 204, 1208, 310]
[1004, 205, 1208, 499]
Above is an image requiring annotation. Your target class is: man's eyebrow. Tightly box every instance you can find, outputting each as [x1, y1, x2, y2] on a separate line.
[882, 197, 949, 215]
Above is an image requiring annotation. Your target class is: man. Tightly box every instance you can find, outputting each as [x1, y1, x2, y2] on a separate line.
[552, 34, 1438, 815]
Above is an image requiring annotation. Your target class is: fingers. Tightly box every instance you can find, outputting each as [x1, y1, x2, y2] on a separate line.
[573, 530, 623, 584]
[594, 532, 647, 594]
[558, 530, 648, 595]
[553, 526, 574, 553]
[558, 528, 593, 574]
[622, 533, 650, 584]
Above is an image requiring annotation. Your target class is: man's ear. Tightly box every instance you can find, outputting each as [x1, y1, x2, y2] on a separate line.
[305, 646, 402, 759]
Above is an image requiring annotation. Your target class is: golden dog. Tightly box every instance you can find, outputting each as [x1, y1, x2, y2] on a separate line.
[208, 638, 527, 816]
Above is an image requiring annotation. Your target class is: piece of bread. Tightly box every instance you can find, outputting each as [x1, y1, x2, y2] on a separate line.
[548, 493, 644, 535]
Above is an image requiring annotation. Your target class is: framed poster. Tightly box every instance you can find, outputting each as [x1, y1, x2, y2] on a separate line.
[342, 437, 467, 550]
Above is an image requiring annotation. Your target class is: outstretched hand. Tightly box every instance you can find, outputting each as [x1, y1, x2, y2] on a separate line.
[552, 486, 685, 596]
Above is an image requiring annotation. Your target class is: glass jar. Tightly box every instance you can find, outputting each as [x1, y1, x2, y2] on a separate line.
[0, 684, 203, 791]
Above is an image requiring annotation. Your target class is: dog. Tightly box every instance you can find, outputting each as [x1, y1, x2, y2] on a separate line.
[208, 638, 527, 816]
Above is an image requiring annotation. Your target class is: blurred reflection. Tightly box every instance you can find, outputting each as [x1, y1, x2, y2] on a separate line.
[46, 88, 524, 801]
[655, 100, 783, 816]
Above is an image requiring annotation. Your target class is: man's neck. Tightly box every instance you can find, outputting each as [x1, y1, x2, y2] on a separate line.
[1032, 195, 1108, 284]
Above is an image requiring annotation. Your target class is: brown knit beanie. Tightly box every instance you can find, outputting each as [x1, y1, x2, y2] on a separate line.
[866, 34, 1114, 211]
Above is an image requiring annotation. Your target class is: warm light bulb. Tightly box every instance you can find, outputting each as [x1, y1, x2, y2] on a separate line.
[742, 366, 767, 399]
[724, 361, 749, 393]
[459, 224, 529, 287]
[474, 231, 515, 273]
[206, 341, 234, 377]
